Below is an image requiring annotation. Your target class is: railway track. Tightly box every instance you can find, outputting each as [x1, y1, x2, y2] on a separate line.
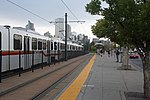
[0, 54, 93, 100]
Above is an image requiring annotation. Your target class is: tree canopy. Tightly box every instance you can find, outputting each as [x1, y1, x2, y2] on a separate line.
[85, 0, 150, 98]
[86, 0, 150, 53]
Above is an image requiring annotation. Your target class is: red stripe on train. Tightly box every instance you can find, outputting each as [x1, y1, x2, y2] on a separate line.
[2, 51, 32, 56]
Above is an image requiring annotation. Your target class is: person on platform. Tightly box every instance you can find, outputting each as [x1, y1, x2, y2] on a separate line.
[116, 49, 120, 62]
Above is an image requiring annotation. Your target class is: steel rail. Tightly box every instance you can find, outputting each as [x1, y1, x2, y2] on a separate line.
[31, 54, 93, 100]
[0, 54, 89, 97]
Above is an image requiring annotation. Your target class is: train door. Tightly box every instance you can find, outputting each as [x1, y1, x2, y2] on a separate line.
[24, 36, 31, 69]
[47, 40, 50, 64]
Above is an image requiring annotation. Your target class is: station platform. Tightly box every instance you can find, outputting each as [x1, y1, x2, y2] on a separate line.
[57, 54, 144, 100]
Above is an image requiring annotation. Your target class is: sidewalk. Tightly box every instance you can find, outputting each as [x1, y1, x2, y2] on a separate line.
[77, 54, 144, 100]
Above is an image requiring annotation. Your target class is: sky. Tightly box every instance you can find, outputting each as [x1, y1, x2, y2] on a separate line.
[0, 0, 104, 40]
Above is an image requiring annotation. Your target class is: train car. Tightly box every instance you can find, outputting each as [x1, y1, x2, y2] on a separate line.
[0, 25, 84, 73]
[0, 26, 51, 72]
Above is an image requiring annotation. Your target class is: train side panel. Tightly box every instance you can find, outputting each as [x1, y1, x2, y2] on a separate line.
[0, 25, 85, 73]
[1, 27, 10, 72]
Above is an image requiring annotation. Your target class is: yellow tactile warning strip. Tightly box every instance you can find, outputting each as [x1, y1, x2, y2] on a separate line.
[58, 54, 96, 100]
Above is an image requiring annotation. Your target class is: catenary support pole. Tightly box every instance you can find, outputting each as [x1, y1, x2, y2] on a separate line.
[65, 13, 67, 61]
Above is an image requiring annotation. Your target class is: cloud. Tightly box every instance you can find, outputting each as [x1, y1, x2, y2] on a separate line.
[0, 0, 103, 39]
[35, 25, 55, 36]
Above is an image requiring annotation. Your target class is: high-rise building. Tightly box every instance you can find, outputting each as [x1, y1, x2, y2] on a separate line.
[44, 31, 53, 38]
[26, 20, 35, 31]
[71, 32, 77, 42]
[67, 24, 71, 40]
[77, 34, 84, 41]
[55, 18, 64, 39]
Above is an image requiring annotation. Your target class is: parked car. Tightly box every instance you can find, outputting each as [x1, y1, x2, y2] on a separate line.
[129, 52, 139, 59]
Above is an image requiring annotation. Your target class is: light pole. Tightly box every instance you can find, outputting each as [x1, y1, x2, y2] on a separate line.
[4, 25, 11, 70]
[65, 13, 67, 61]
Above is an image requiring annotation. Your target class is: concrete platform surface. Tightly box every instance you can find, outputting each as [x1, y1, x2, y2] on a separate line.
[77, 54, 144, 100]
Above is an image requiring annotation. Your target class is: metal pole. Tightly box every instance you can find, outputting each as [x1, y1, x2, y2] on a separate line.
[49, 41, 50, 67]
[32, 51, 34, 72]
[49, 50, 50, 67]
[54, 50, 55, 65]
[42, 50, 43, 69]
[19, 50, 21, 76]
[48, 40, 51, 67]
[58, 43, 60, 63]
[0, 50, 2, 83]
[65, 13, 67, 61]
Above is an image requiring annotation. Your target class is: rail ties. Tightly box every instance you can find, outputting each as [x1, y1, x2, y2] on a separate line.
[31, 54, 93, 100]
[0, 54, 93, 98]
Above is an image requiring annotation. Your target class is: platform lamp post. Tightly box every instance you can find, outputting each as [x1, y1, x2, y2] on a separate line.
[4, 25, 11, 71]
[65, 13, 67, 61]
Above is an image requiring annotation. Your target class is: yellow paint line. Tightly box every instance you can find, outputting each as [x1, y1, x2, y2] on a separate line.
[58, 54, 96, 100]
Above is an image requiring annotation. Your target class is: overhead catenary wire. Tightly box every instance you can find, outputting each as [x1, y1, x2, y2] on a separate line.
[6, 0, 64, 32]
[6, 0, 84, 37]
[6, 0, 50, 23]
[60, 0, 79, 21]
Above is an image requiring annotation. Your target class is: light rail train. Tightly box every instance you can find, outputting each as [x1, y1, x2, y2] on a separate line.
[0, 25, 83, 73]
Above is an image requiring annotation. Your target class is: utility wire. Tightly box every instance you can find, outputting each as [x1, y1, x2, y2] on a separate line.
[60, 0, 79, 21]
[6, 0, 64, 32]
[6, 0, 81, 36]
[6, 0, 50, 23]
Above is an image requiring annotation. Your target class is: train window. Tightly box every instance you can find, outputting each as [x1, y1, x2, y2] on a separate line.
[58, 43, 59, 50]
[14, 34, 22, 50]
[60, 43, 65, 50]
[47, 41, 50, 50]
[51, 42, 53, 50]
[54, 42, 57, 50]
[38, 39, 42, 50]
[78, 47, 80, 50]
[71, 46, 73, 50]
[67, 45, 69, 50]
[62, 44, 65, 50]
[80, 47, 82, 50]
[60, 43, 62, 50]
[43, 40, 46, 50]
[32, 38, 37, 50]
[73, 46, 75, 50]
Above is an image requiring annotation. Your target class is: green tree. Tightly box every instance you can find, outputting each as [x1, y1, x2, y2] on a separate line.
[86, 0, 150, 98]
[89, 41, 96, 53]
